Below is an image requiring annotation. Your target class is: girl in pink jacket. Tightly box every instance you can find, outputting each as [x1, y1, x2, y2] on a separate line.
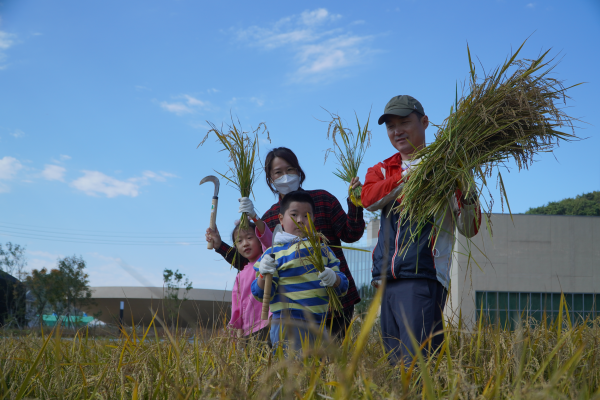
[227, 218, 272, 341]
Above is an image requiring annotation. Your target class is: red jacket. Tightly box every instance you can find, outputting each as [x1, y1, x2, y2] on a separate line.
[362, 153, 481, 289]
[362, 153, 405, 210]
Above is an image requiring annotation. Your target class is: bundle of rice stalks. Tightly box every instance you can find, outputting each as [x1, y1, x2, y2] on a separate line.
[394, 40, 582, 244]
[293, 214, 343, 314]
[324, 110, 372, 207]
[199, 118, 269, 232]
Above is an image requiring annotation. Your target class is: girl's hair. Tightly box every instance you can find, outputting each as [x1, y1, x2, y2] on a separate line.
[230, 220, 258, 267]
[231, 220, 257, 245]
[264, 147, 306, 194]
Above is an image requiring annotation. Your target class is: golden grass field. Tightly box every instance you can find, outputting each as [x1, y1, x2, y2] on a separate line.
[1, 298, 599, 400]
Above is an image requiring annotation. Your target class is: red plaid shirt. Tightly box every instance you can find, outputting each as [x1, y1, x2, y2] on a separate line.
[216, 189, 364, 308]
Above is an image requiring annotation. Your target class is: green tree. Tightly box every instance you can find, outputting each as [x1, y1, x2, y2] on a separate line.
[25, 268, 62, 326]
[55, 256, 95, 325]
[525, 191, 600, 216]
[0, 242, 27, 328]
[163, 268, 193, 326]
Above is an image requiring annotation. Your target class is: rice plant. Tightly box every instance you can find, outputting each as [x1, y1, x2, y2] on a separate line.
[199, 117, 270, 232]
[2, 293, 599, 399]
[292, 214, 344, 314]
[395, 39, 582, 247]
[324, 110, 372, 207]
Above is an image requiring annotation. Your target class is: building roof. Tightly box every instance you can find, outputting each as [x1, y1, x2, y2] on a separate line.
[90, 287, 232, 303]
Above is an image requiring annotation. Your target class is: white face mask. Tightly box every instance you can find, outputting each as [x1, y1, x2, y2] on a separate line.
[273, 174, 300, 195]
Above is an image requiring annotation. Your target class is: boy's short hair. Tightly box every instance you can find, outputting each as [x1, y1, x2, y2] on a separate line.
[280, 191, 315, 216]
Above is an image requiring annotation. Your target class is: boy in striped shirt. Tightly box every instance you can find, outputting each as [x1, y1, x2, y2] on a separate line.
[251, 191, 348, 352]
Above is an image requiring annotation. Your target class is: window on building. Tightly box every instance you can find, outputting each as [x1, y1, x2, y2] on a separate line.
[475, 291, 599, 329]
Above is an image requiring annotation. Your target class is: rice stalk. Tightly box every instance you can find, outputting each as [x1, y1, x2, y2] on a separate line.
[1, 311, 600, 399]
[394, 39, 583, 249]
[324, 110, 372, 207]
[292, 214, 344, 314]
[199, 117, 270, 232]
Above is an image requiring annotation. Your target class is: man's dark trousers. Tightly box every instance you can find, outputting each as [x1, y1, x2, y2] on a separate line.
[380, 278, 447, 364]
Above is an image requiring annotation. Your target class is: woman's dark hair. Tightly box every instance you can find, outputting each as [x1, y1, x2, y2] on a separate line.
[264, 147, 306, 194]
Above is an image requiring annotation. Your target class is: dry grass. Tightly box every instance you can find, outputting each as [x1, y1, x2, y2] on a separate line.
[324, 110, 372, 208]
[2, 297, 600, 399]
[199, 118, 270, 232]
[396, 40, 582, 245]
[292, 214, 344, 314]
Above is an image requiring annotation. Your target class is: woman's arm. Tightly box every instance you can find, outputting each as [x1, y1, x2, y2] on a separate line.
[327, 190, 365, 243]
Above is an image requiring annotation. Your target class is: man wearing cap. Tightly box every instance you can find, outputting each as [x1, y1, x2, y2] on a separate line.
[361, 95, 481, 364]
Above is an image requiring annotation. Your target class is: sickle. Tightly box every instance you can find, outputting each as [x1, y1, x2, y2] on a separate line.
[200, 175, 220, 250]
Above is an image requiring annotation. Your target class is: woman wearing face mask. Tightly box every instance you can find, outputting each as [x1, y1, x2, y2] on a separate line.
[206, 147, 365, 340]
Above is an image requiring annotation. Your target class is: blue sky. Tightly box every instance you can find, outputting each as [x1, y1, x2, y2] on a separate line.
[1, 0, 598, 289]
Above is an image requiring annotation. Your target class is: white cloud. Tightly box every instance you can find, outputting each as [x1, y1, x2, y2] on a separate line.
[0, 30, 16, 68]
[159, 171, 178, 178]
[0, 31, 15, 50]
[250, 97, 265, 107]
[300, 8, 341, 25]
[526, 3, 535, 8]
[207, 88, 219, 93]
[235, 8, 374, 81]
[10, 129, 25, 138]
[160, 94, 212, 116]
[27, 250, 64, 272]
[42, 164, 66, 182]
[0, 156, 23, 179]
[60, 154, 71, 161]
[0, 156, 23, 191]
[71, 171, 141, 198]
[160, 101, 193, 115]
[71, 169, 175, 198]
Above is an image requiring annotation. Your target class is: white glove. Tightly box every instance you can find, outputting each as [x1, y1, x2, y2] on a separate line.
[401, 157, 421, 179]
[372, 279, 382, 289]
[258, 255, 277, 276]
[318, 268, 337, 287]
[238, 197, 257, 219]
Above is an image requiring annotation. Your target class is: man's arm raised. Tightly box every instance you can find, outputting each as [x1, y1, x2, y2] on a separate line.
[361, 163, 404, 211]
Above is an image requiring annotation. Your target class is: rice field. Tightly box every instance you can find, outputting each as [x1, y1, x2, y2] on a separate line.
[1, 305, 599, 399]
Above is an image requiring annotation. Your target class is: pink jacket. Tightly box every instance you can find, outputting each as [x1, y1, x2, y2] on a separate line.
[229, 226, 273, 336]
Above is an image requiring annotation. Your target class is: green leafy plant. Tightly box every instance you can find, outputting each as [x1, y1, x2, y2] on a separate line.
[163, 268, 193, 327]
[526, 191, 600, 216]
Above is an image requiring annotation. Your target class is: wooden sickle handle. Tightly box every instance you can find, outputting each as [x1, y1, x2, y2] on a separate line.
[207, 197, 218, 250]
[261, 274, 272, 320]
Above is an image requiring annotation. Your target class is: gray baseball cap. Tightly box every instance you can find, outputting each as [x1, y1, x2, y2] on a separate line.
[378, 95, 425, 125]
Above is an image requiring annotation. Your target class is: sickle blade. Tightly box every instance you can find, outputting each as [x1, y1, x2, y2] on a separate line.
[199, 175, 220, 197]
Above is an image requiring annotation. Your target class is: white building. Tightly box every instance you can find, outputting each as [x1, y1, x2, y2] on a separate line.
[346, 214, 600, 327]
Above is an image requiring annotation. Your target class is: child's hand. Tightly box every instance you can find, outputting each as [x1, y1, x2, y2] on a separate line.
[205, 226, 222, 249]
[239, 197, 257, 220]
[318, 268, 339, 287]
[258, 255, 277, 276]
